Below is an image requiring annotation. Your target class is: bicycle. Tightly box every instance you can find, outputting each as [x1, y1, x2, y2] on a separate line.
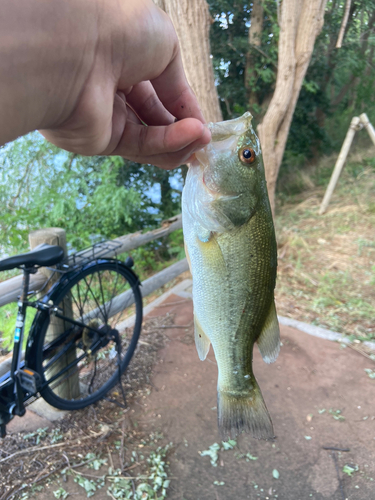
[0, 241, 143, 437]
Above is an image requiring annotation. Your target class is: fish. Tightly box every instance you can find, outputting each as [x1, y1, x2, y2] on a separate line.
[181, 111, 280, 440]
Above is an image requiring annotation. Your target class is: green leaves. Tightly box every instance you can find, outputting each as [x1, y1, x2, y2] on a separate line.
[208, 0, 279, 121]
[199, 443, 221, 467]
[364, 368, 375, 379]
[221, 439, 237, 450]
[329, 409, 345, 421]
[53, 488, 69, 499]
[0, 133, 183, 256]
[342, 464, 359, 477]
[74, 474, 100, 497]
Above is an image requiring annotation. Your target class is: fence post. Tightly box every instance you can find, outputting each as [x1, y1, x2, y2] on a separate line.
[319, 116, 361, 215]
[29, 228, 80, 400]
[359, 113, 375, 147]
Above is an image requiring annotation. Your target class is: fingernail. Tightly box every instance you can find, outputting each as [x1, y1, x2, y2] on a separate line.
[200, 127, 211, 144]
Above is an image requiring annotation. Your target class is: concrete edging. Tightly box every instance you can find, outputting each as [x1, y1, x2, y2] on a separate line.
[278, 315, 375, 351]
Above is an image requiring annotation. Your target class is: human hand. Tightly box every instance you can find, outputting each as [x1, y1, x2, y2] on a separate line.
[0, 0, 210, 168]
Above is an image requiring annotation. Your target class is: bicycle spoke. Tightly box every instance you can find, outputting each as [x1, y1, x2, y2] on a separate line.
[36, 260, 142, 409]
[96, 268, 108, 322]
[83, 273, 106, 323]
[71, 281, 84, 319]
[111, 268, 127, 324]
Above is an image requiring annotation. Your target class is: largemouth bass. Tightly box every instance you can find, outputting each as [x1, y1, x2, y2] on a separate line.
[182, 112, 280, 439]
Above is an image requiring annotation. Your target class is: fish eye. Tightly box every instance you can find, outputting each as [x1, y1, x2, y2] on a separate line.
[238, 146, 256, 165]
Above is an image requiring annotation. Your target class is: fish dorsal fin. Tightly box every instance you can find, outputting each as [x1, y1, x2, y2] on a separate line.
[256, 300, 280, 364]
[194, 314, 211, 360]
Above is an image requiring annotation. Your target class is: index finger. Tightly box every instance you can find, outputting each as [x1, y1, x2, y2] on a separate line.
[151, 49, 206, 124]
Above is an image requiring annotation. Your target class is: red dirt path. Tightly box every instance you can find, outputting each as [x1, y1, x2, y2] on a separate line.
[131, 294, 375, 500]
[7, 292, 375, 500]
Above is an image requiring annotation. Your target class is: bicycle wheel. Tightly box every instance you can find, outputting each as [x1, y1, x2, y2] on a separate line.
[33, 260, 142, 410]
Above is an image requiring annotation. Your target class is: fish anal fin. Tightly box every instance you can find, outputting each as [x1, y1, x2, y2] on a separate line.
[256, 300, 280, 364]
[194, 315, 211, 361]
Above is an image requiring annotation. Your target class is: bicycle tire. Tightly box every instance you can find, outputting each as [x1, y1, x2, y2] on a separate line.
[32, 260, 142, 411]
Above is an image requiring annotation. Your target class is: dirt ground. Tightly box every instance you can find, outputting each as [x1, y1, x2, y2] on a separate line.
[2, 293, 375, 500]
[129, 294, 375, 500]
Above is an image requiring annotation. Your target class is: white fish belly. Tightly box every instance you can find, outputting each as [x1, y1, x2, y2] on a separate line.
[182, 208, 250, 389]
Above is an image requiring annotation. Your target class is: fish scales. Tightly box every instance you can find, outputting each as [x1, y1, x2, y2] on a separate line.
[182, 112, 280, 439]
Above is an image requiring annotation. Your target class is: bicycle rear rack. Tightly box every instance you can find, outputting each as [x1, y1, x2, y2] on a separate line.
[59, 240, 124, 272]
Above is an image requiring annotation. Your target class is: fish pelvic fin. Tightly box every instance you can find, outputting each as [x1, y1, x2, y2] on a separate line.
[217, 378, 274, 440]
[256, 300, 280, 364]
[194, 315, 211, 360]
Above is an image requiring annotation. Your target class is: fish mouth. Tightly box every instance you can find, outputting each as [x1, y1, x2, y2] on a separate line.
[208, 111, 252, 141]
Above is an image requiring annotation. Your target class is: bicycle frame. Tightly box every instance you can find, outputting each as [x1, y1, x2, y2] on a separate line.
[0, 258, 141, 437]
[0, 268, 33, 436]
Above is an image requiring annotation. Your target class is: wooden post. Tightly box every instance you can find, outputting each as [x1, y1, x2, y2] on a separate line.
[359, 113, 375, 147]
[319, 116, 361, 215]
[29, 228, 80, 400]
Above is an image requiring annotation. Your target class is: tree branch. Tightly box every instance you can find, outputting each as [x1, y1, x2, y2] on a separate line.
[249, 44, 279, 69]
[336, 0, 352, 48]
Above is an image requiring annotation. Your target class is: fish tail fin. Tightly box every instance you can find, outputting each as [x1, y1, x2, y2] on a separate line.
[217, 378, 274, 440]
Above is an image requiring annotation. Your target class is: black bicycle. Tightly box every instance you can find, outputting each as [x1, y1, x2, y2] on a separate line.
[0, 241, 143, 437]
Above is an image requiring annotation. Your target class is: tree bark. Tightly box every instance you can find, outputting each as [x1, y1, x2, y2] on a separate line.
[154, 0, 222, 123]
[245, 0, 264, 108]
[258, 0, 327, 213]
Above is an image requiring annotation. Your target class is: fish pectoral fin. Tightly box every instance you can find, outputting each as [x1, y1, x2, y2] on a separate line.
[194, 315, 211, 360]
[256, 300, 280, 364]
[195, 223, 211, 243]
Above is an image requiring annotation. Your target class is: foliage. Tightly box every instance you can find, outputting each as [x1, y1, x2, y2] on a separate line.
[343, 464, 359, 476]
[0, 132, 184, 256]
[208, 0, 375, 191]
[0, 133, 140, 253]
[208, 0, 279, 122]
[2, 0, 375, 261]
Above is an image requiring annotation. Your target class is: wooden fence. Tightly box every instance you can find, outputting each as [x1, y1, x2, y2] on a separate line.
[0, 215, 188, 377]
[0, 214, 188, 308]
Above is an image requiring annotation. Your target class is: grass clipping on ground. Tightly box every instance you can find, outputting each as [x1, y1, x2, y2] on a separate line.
[0, 315, 174, 500]
[275, 147, 375, 343]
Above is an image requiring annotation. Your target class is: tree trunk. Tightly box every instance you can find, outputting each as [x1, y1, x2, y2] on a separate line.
[258, 0, 327, 213]
[245, 0, 264, 108]
[154, 0, 222, 123]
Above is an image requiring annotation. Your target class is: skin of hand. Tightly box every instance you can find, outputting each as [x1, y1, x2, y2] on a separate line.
[0, 0, 210, 168]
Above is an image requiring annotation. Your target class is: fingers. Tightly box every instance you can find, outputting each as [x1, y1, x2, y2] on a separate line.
[151, 50, 206, 123]
[125, 82, 175, 126]
[110, 118, 211, 168]
[127, 137, 208, 169]
[116, 2, 206, 124]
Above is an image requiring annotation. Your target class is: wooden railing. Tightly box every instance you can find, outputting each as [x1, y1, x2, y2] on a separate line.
[0, 214, 187, 308]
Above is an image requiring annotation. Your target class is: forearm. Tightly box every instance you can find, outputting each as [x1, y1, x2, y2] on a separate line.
[0, 0, 99, 145]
